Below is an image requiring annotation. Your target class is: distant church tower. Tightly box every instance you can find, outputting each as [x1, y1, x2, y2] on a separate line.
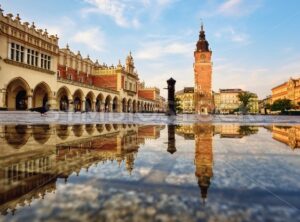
[194, 23, 213, 114]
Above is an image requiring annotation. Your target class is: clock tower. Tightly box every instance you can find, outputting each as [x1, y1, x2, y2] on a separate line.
[194, 24, 213, 114]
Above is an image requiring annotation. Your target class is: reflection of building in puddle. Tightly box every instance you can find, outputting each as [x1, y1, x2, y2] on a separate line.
[138, 125, 164, 140]
[176, 125, 258, 139]
[175, 125, 195, 140]
[272, 126, 300, 149]
[214, 125, 258, 138]
[175, 124, 258, 205]
[0, 124, 163, 215]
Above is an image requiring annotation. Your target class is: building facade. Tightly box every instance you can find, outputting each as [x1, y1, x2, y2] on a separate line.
[271, 77, 300, 108]
[259, 95, 272, 114]
[175, 87, 195, 113]
[137, 82, 162, 112]
[213, 89, 259, 114]
[249, 95, 259, 114]
[194, 24, 213, 114]
[0, 8, 165, 112]
[214, 89, 242, 114]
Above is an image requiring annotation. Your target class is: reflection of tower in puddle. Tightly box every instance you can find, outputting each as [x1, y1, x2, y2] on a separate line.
[167, 125, 176, 154]
[193, 124, 213, 205]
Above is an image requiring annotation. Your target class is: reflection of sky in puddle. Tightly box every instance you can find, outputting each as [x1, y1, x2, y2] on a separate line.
[0, 124, 300, 221]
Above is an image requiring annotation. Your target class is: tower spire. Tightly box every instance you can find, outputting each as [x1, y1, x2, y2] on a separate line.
[196, 20, 210, 52]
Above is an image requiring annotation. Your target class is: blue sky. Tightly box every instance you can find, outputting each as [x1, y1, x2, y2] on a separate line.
[1, 0, 300, 98]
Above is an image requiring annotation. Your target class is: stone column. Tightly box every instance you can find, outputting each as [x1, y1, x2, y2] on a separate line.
[48, 96, 57, 111]
[108, 102, 113, 112]
[27, 95, 33, 110]
[117, 102, 122, 113]
[69, 99, 74, 112]
[92, 100, 96, 112]
[101, 102, 105, 112]
[0, 89, 6, 108]
[82, 100, 86, 112]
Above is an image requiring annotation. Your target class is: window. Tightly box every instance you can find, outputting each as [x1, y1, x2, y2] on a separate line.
[27, 49, 39, 66]
[10, 43, 24, 63]
[41, 53, 51, 70]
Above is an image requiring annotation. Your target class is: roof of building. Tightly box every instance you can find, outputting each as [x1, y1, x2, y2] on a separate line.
[184, 87, 194, 93]
[176, 89, 184, 95]
[219, 89, 243, 93]
[176, 87, 194, 95]
[272, 77, 300, 90]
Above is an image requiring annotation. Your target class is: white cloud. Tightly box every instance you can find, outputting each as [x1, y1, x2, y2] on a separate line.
[41, 16, 107, 53]
[139, 64, 194, 98]
[200, 0, 262, 18]
[136, 40, 193, 60]
[218, 0, 262, 16]
[157, 0, 173, 6]
[81, 0, 175, 28]
[82, 0, 132, 27]
[40, 17, 76, 39]
[72, 27, 106, 51]
[215, 27, 250, 44]
[218, 0, 242, 15]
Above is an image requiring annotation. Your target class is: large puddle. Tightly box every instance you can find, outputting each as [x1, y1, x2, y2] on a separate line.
[0, 124, 300, 221]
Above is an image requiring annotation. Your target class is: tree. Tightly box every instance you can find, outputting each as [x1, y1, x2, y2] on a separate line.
[237, 91, 255, 114]
[271, 99, 293, 113]
[175, 97, 183, 113]
[265, 103, 271, 110]
[238, 126, 259, 136]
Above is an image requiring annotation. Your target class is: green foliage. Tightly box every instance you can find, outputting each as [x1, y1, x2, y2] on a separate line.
[265, 103, 271, 109]
[237, 92, 255, 114]
[271, 99, 292, 113]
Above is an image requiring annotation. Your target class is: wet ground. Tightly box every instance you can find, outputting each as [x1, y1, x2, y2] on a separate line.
[1, 112, 300, 125]
[0, 123, 300, 222]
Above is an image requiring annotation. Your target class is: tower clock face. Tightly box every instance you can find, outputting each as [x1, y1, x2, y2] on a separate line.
[200, 54, 206, 60]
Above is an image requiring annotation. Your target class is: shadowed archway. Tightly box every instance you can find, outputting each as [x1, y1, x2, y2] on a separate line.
[6, 77, 31, 110]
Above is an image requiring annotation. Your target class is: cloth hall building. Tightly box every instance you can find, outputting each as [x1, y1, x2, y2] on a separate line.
[0, 7, 165, 112]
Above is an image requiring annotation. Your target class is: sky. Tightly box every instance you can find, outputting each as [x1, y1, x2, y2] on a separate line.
[1, 0, 300, 99]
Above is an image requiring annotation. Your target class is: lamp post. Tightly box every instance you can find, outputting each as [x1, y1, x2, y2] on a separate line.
[166, 78, 176, 116]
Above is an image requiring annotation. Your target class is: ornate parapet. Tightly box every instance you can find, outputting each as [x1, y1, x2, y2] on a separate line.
[0, 8, 59, 55]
